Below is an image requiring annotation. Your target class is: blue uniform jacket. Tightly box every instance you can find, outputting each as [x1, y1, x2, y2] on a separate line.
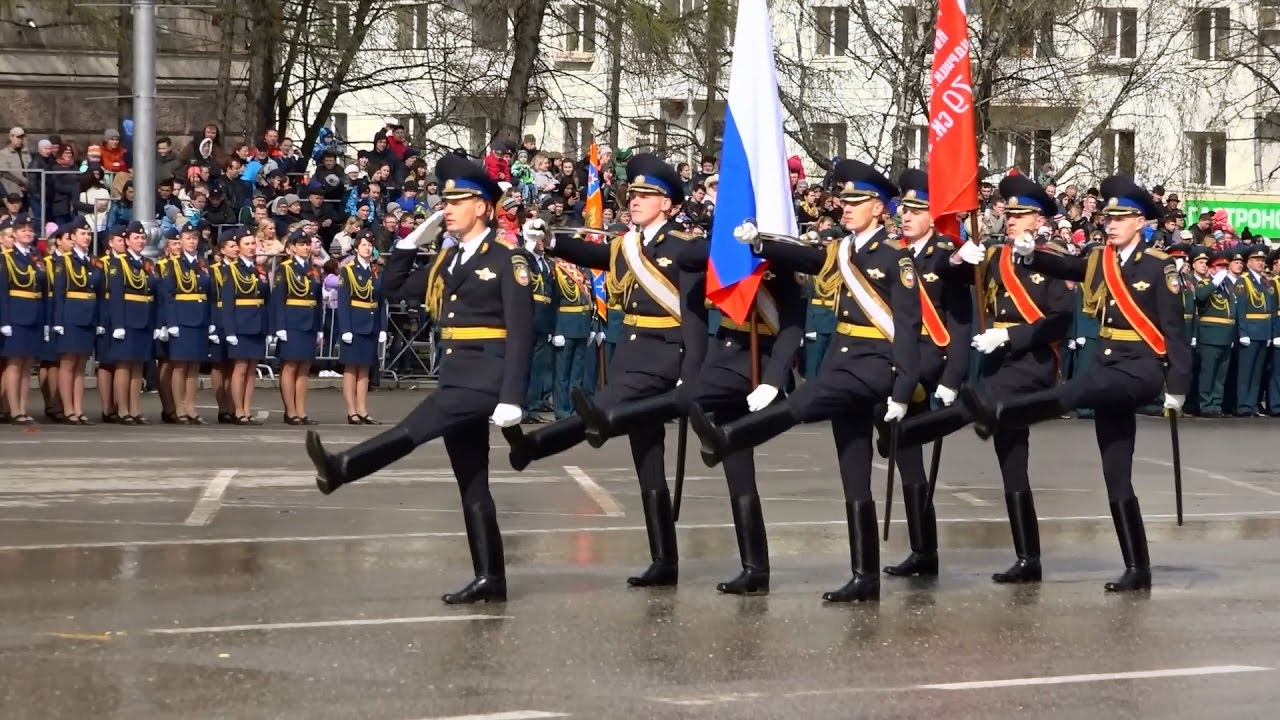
[552, 260, 593, 339]
[527, 254, 558, 336]
[0, 247, 48, 327]
[219, 258, 269, 337]
[335, 261, 385, 336]
[52, 251, 103, 329]
[161, 255, 213, 330]
[271, 257, 324, 334]
[106, 253, 157, 331]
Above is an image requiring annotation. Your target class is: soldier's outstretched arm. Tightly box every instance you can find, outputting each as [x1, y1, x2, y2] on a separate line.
[381, 247, 430, 303]
[755, 241, 825, 275]
[548, 233, 611, 271]
[1027, 246, 1089, 281]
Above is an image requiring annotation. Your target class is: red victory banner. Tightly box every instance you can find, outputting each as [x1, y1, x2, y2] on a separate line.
[927, 0, 979, 241]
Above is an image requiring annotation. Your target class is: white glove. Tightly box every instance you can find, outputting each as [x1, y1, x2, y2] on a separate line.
[1212, 269, 1227, 286]
[552, 335, 566, 347]
[1190, 337, 1197, 347]
[799, 230, 820, 245]
[1012, 232, 1035, 258]
[112, 328, 125, 340]
[489, 402, 523, 428]
[953, 241, 985, 265]
[378, 331, 387, 344]
[804, 331, 818, 340]
[0, 325, 11, 337]
[1066, 339, 1077, 350]
[1240, 336, 1251, 347]
[96, 326, 105, 336]
[593, 332, 605, 346]
[43, 326, 49, 342]
[276, 329, 288, 341]
[883, 400, 908, 423]
[209, 334, 220, 344]
[1163, 393, 1185, 412]
[934, 385, 957, 407]
[168, 326, 179, 337]
[1076, 337, 1086, 347]
[746, 384, 779, 412]
[225, 335, 238, 346]
[152, 328, 163, 341]
[1273, 337, 1280, 348]
[521, 218, 546, 244]
[341, 332, 353, 344]
[157, 328, 169, 342]
[208, 325, 217, 335]
[676, 378, 683, 387]
[971, 327, 1010, 354]
[733, 222, 760, 246]
[316, 332, 324, 345]
[53, 326, 64, 335]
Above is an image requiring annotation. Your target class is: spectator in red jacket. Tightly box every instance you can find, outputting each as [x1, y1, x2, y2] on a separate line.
[99, 129, 129, 173]
[485, 143, 511, 184]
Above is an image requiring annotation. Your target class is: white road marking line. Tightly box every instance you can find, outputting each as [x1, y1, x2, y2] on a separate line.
[223, 502, 617, 518]
[148, 614, 509, 635]
[564, 465, 624, 517]
[952, 491, 989, 507]
[409, 712, 567, 720]
[1138, 457, 1280, 497]
[918, 665, 1270, 690]
[0, 472, 558, 493]
[184, 470, 237, 526]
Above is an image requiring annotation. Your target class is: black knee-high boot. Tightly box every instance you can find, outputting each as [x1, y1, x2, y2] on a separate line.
[823, 500, 880, 603]
[689, 402, 795, 467]
[717, 494, 770, 595]
[442, 502, 508, 604]
[992, 491, 1042, 583]
[574, 387, 682, 449]
[502, 415, 587, 471]
[883, 484, 939, 577]
[1104, 497, 1151, 592]
[307, 426, 417, 495]
[628, 489, 678, 587]
[878, 403, 972, 458]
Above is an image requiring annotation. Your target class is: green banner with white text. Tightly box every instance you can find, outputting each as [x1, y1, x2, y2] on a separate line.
[1182, 198, 1280, 239]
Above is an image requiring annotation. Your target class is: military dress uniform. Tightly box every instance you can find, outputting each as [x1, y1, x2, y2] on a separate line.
[551, 259, 594, 419]
[305, 153, 533, 605]
[271, 241, 325, 364]
[504, 153, 705, 588]
[1194, 250, 1236, 417]
[963, 177, 1192, 592]
[154, 251, 181, 366]
[93, 247, 120, 373]
[52, 240, 103, 359]
[159, 251, 212, 364]
[334, 255, 385, 371]
[0, 234, 48, 360]
[804, 268, 838, 377]
[689, 160, 920, 603]
[1270, 248, 1280, 416]
[219, 255, 270, 360]
[892, 175, 1072, 584]
[1232, 245, 1276, 416]
[105, 249, 158, 364]
[523, 251, 556, 420]
[878, 169, 972, 579]
[40, 248, 66, 375]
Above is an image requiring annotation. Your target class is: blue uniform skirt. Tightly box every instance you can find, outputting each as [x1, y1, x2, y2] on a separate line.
[0, 324, 43, 358]
[209, 335, 228, 363]
[227, 333, 266, 360]
[168, 328, 210, 363]
[39, 333, 59, 364]
[57, 325, 96, 356]
[111, 329, 154, 363]
[277, 334, 317, 362]
[95, 328, 116, 365]
[340, 332, 378, 369]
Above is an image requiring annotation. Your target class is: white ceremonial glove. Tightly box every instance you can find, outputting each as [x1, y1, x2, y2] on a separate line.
[489, 402, 523, 428]
[805, 331, 818, 340]
[953, 241, 985, 266]
[1067, 339, 1077, 350]
[168, 326, 179, 337]
[0, 325, 11, 337]
[883, 400, 909, 423]
[552, 334, 566, 347]
[1012, 232, 1036, 258]
[1240, 336, 1251, 347]
[341, 332, 353, 344]
[95, 326, 105, 336]
[1273, 337, 1280, 348]
[276, 329, 288, 341]
[1190, 337, 1197, 347]
[521, 218, 546, 245]
[159, 328, 170, 342]
[378, 331, 387, 344]
[1163, 393, 1185, 412]
[112, 328, 125, 340]
[733, 221, 760, 246]
[152, 328, 163, 341]
[1076, 337, 1086, 347]
[676, 378, 683, 387]
[209, 334, 220, 344]
[42, 326, 49, 342]
[971, 327, 1010, 354]
[53, 326, 64, 336]
[225, 335, 238, 346]
[746, 384, 779, 412]
[1212, 269, 1227, 286]
[934, 385, 957, 407]
[799, 230, 820, 245]
[208, 325, 216, 335]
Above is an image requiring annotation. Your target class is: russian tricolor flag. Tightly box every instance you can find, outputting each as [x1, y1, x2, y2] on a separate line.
[706, 0, 798, 324]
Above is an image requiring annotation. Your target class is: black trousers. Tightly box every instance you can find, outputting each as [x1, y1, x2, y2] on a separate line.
[691, 340, 766, 499]
[898, 341, 948, 489]
[398, 386, 497, 508]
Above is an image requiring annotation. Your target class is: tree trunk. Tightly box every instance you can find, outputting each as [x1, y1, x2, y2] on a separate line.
[116, 5, 133, 125]
[246, 1, 279, 140]
[213, 0, 236, 136]
[499, 0, 549, 145]
[298, 0, 378, 159]
[605, 0, 624, 149]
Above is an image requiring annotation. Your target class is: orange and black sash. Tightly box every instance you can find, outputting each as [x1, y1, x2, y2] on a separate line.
[918, 283, 950, 347]
[999, 245, 1045, 322]
[1101, 244, 1166, 356]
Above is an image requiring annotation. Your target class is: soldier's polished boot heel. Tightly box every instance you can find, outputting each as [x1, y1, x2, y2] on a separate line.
[717, 494, 770, 595]
[960, 386, 998, 441]
[307, 426, 416, 495]
[992, 491, 1042, 583]
[443, 503, 507, 604]
[884, 484, 939, 578]
[690, 402, 794, 467]
[576, 387, 681, 449]
[628, 489, 678, 587]
[823, 500, 880, 603]
[503, 416, 587, 471]
[1104, 497, 1152, 593]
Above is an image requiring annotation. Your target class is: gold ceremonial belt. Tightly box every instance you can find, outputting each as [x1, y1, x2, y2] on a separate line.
[1198, 317, 1232, 325]
[719, 317, 775, 335]
[835, 322, 885, 339]
[623, 314, 680, 329]
[1099, 327, 1142, 342]
[8, 290, 39, 299]
[174, 293, 205, 302]
[993, 321, 1024, 329]
[350, 300, 377, 309]
[810, 298, 834, 307]
[533, 294, 551, 303]
[440, 326, 507, 341]
[286, 298, 316, 307]
[123, 293, 152, 303]
[558, 305, 590, 313]
[1244, 313, 1269, 320]
[65, 291, 95, 300]
[234, 298, 264, 306]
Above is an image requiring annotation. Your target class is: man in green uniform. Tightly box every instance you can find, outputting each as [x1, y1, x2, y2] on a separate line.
[1234, 245, 1278, 416]
[802, 234, 838, 378]
[1194, 249, 1236, 417]
[523, 236, 557, 423]
[551, 258, 594, 419]
[1068, 240, 1101, 419]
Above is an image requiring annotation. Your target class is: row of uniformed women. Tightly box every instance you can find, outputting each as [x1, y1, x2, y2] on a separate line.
[0, 220, 387, 426]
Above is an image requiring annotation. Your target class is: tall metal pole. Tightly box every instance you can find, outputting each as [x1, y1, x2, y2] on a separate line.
[133, 0, 158, 254]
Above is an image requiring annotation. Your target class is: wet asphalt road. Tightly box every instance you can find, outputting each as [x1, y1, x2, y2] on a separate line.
[2, 389, 1280, 719]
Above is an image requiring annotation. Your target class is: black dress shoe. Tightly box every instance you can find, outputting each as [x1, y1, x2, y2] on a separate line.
[441, 576, 507, 604]
[119, 415, 138, 426]
[46, 409, 68, 423]
[187, 415, 207, 425]
[102, 412, 121, 424]
[0, 412, 11, 424]
[301, 416, 319, 426]
[285, 415, 305, 426]
[133, 415, 151, 426]
[360, 416, 382, 425]
[217, 411, 236, 424]
[347, 414, 364, 425]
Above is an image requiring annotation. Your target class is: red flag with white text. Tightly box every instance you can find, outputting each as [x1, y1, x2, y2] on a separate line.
[928, 0, 979, 241]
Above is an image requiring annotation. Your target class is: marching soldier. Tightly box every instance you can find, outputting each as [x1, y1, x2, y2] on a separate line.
[506, 154, 705, 588]
[159, 225, 213, 424]
[890, 175, 1072, 585]
[304, 153, 533, 604]
[272, 229, 324, 425]
[1233, 245, 1276, 416]
[335, 229, 387, 424]
[106, 221, 159, 425]
[154, 233, 184, 423]
[689, 160, 921, 603]
[522, 234, 556, 423]
[878, 169, 971, 579]
[51, 217, 102, 424]
[208, 231, 239, 423]
[219, 227, 269, 425]
[1167, 242, 1202, 414]
[1194, 249, 1236, 417]
[39, 222, 71, 422]
[95, 229, 126, 423]
[0, 214, 47, 424]
[550, 257, 594, 419]
[960, 176, 1191, 592]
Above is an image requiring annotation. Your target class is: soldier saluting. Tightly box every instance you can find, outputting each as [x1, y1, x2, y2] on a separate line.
[304, 154, 534, 605]
[960, 176, 1191, 592]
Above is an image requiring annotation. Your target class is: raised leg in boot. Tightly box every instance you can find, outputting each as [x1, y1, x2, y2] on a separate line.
[689, 401, 795, 467]
[576, 387, 681, 449]
[503, 415, 587, 471]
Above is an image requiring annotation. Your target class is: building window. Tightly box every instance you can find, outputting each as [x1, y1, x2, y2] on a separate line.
[1004, 12, 1055, 58]
[815, 7, 849, 56]
[901, 3, 935, 51]
[468, 117, 496, 156]
[473, 2, 508, 51]
[328, 113, 348, 142]
[1260, 0, 1280, 46]
[1101, 130, 1136, 176]
[1097, 8, 1138, 59]
[563, 4, 597, 52]
[396, 3, 432, 50]
[989, 128, 1052, 176]
[563, 118, 594, 157]
[907, 125, 929, 168]
[1192, 7, 1229, 60]
[1187, 131, 1227, 186]
[811, 123, 847, 162]
[635, 119, 669, 153]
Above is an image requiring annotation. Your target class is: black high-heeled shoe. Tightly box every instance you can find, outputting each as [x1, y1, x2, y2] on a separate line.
[360, 416, 382, 425]
[347, 414, 363, 425]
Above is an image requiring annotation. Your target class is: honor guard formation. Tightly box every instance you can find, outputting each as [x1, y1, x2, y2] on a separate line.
[293, 151, 1280, 605]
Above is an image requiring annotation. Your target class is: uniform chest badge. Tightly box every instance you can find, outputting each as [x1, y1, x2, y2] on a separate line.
[1132, 281, 1151, 291]
[475, 268, 496, 281]
[867, 268, 885, 279]
[922, 272, 939, 283]
[511, 256, 530, 286]
[1029, 273, 1045, 284]
[898, 257, 916, 289]
[656, 257, 672, 267]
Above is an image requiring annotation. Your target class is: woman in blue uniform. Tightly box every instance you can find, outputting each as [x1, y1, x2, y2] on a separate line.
[208, 231, 239, 423]
[0, 220, 11, 422]
[39, 227, 72, 422]
[219, 228, 268, 425]
[0, 214, 48, 425]
[106, 221, 159, 425]
[336, 229, 386, 424]
[154, 233, 184, 423]
[51, 217, 102, 424]
[161, 226, 212, 424]
[95, 228, 126, 422]
[272, 229, 324, 425]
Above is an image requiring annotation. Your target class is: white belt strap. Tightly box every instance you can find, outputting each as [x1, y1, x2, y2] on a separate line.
[836, 236, 895, 340]
[621, 233, 681, 320]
